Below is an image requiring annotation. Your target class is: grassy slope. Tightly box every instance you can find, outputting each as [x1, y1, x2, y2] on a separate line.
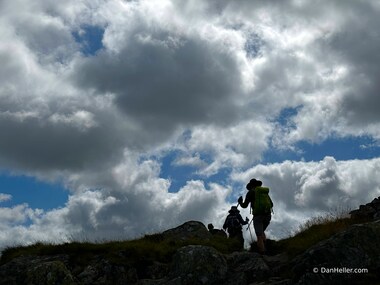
[0, 214, 370, 268]
[268, 215, 369, 258]
[0, 233, 240, 268]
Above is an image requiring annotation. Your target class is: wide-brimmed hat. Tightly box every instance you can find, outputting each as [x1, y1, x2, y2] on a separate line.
[229, 206, 240, 213]
[246, 178, 262, 190]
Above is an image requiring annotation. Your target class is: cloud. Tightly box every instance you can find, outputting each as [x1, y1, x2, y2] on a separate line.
[2, 155, 379, 250]
[70, 1, 250, 143]
[0, 194, 12, 203]
[232, 156, 380, 237]
[0, 153, 232, 249]
[1, 0, 380, 249]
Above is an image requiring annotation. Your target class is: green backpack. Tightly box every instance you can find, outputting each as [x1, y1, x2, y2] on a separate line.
[253, 186, 272, 215]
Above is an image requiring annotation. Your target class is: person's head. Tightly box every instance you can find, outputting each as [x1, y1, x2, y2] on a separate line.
[229, 206, 240, 213]
[208, 223, 214, 230]
[246, 178, 262, 190]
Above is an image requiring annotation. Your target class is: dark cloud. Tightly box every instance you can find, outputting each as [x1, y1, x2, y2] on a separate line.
[72, 29, 243, 133]
[0, 112, 126, 171]
[327, 8, 380, 125]
[1, 0, 380, 249]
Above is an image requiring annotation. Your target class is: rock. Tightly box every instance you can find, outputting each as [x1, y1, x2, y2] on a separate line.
[349, 196, 380, 220]
[223, 251, 270, 285]
[291, 220, 380, 284]
[161, 221, 212, 242]
[167, 245, 227, 285]
[26, 260, 76, 285]
[76, 257, 138, 285]
[0, 255, 76, 285]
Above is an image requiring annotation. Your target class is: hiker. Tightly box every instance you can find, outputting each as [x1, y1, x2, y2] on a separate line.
[208, 223, 227, 238]
[223, 206, 249, 249]
[238, 179, 273, 254]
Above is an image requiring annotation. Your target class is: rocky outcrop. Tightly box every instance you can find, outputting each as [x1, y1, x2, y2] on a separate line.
[1, 212, 380, 284]
[0, 255, 77, 285]
[166, 245, 227, 284]
[349, 196, 380, 220]
[161, 221, 212, 242]
[291, 220, 380, 284]
[0, 221, 277, 285]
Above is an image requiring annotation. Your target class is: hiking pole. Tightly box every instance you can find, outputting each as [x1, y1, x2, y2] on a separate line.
[247, 217, 254, 228]
[246, 218, 254, 244]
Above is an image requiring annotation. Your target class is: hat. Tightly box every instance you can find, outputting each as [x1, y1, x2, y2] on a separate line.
[229, 206, 240, 213]
[246, 178, 262, 190]
[250, 178, 262, 185]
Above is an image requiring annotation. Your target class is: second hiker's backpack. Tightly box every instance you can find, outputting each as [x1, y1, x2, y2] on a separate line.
[225, 214, 241, 232]
[253, 186, 273, 215]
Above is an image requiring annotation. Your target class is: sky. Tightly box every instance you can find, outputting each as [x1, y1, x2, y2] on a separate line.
[1, 0, 380, 250]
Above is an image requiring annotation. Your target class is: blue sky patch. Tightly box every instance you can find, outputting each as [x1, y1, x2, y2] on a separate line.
[245, 33, 263, 58]
[0, 173, 69, 210]
[73, 25, 105, 56]
[263, 136, 380, 164]
[160, 151, 200, 193]
[274, 106, 302, 127]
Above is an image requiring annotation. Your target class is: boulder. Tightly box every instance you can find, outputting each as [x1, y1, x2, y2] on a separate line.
[166, 245, 227, 285]
[76, 257, 138, 284]
[161, 221, 212, 242]
[291, 220, 380, 284]
[0, 255, 76, 285]
[349, 196, 380, 220]
[26, 260, 76, 285]
[222, 251, 270, 285]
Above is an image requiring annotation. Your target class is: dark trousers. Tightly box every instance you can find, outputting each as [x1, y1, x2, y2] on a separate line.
[229, 229, 244, 249]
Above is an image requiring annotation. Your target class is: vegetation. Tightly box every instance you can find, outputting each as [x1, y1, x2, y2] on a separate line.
[1, 208, 372, 269]
[263, 210, 370, 258]
[0, 232, 240, 268]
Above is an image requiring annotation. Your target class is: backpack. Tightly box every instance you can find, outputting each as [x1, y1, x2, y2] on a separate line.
[253, 186, 272, 215]
[225, 214, 241, 232]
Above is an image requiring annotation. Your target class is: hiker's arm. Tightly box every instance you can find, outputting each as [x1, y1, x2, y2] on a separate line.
[239, 191, 252, 208]
[222, 217, 228, 230]
[238, 214, 248, 225]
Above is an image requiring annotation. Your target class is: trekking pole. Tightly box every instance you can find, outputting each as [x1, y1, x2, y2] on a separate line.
[246, 218, 254, 244]
[247, 218, 254, 228]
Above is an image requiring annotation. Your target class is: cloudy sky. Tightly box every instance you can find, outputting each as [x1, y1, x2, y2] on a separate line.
[1, 0, 380, 249]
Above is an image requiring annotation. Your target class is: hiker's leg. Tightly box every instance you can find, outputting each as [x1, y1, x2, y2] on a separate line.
[237, 231, 244, 249]
[257, 235, 265, 253]
[253, 216, 266, 253]
[262, 214, 271, 242]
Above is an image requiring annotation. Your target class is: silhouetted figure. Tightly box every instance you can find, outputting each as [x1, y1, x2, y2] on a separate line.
[223, 206, 249, 249]
[238, 178, 273, 254]
[207, 223, 227, 238]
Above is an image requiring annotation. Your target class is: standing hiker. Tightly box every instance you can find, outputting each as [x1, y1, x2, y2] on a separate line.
[223, 206, 249, 249]
[238, 179, 273, 254]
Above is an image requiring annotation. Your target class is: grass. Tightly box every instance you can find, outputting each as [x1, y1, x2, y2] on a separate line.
[0, 232, 241, 269]
[0, 209, 372, 270]
[267, 209, 370, 258]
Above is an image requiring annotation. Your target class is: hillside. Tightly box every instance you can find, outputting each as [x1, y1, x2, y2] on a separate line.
[0, 197, 379, 285]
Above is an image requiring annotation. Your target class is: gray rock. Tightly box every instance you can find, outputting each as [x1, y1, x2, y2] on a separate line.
[26, 260, 77, 285]
[291, 220, 380, 284]
[349, 195, 380, 221]
[167, 245, 227, 285]
[161, 221, 212, 242]
[223, 251, 270, 285]
[76, 257, 138, 285]
[0, 255, 76, 285]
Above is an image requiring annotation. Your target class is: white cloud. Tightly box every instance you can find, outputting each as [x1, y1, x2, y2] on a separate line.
[0, 194, 12, 203]
[232, 156, 380, 238]
[0, 0, 380, 249]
